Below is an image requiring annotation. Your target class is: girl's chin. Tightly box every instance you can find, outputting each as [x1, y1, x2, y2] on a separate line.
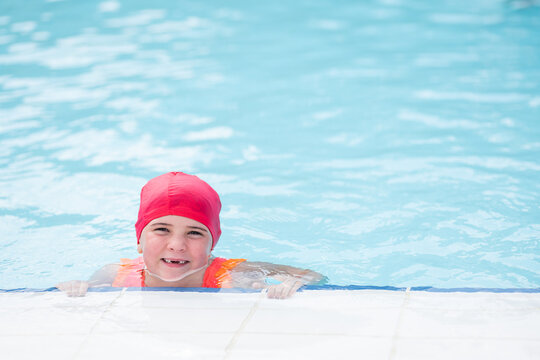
[159, 268, 191, 280]
[147, 271, 190, 283]
[151, 263, 206, 282]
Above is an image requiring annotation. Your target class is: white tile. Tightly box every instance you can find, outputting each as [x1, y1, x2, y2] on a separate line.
[0, 334, 85, 360]
[244, 301, 401, 336]
[115, 290, 260, 309]
[407, 291, 540, 311]
[0, 292, 120, 336]
[347, 289, 407, 308]
[399, 306, 540, 339]
[491, 292, 540, 309]
[0, 292, 51, 308]
[2, 289, 537, 360]
[0, 302, 107, 335]
[229, 333, 393, 360]
[93, 305, 253, 334]
[0, 291, 120, 309]
[394, 338, 540, 360]
[78, 332, 232, 360]
[261, 289, 406, 310]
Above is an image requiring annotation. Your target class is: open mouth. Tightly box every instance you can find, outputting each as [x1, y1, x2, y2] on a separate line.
[161, 258, 188, 266]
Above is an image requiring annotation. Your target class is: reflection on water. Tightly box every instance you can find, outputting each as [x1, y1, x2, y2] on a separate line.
[0, 0, 539, 288]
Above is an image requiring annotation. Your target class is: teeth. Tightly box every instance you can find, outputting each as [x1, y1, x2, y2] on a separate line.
[163, 259, 187, 264]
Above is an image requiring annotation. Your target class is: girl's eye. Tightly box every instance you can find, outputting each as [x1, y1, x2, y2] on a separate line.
[154, 227, 169, 233]
[188, 230, 203, 236]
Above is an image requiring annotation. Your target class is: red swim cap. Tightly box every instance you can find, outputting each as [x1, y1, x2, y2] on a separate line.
[135, 172, 222, 250]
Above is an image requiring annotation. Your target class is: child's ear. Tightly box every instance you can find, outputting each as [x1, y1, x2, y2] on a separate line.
[137, 243, 143, 254]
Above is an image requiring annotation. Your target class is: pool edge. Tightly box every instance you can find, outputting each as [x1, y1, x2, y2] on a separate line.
[1, 285, 539, 293]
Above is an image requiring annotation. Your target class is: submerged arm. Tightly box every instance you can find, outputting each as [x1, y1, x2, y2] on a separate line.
[88, 263, 119, 287]
[231, 261, 325, 299]
[56, 263, 119, 297]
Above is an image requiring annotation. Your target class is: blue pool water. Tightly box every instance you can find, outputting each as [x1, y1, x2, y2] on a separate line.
[0, 0, 539, 289]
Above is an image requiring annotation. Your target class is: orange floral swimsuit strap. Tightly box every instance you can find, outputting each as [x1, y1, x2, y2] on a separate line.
[202, 257, 246, 288]
[112, 257, 246, 288]
[112, 257, 146, 287]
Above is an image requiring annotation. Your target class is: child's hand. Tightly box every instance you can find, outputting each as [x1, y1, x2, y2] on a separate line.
[230, 261, 323, 299]
[265, 277, 304, 299]
[56, 280, 89, 297]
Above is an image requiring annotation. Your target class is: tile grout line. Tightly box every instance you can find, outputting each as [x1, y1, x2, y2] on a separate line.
[388, 287, 411, 360]
[223, 290, 266, 360]
[72, 288, 127, 360]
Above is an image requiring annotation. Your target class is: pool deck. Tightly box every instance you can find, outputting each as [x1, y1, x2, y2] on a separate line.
[1, 288, 539, 359]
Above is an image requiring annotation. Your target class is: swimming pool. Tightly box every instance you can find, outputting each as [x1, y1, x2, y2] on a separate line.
[0, 0, 539, 290]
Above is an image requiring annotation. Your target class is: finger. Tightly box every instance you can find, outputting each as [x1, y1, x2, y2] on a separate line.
[58, 281, 74, 292]
[65, 282, 75, 297]
[278, 286, 289, 299]
[56, 281, 86, 297]
[283, 284, 295, 299]
[287, 280, 303, 298]
[78, 282, 88, 297]
[268, 285, 286, 299]
[281, 284, 294, 299]
[270, 286, 282, 299]
[70, 282, 80, 297]
[267, 285, 279, 299]
[274, 280, 301, 299]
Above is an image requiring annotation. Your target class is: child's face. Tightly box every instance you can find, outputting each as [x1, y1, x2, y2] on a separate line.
[138, 215, 212, 282]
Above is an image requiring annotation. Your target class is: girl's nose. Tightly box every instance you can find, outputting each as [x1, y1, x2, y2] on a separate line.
[168, 234, 187, 251]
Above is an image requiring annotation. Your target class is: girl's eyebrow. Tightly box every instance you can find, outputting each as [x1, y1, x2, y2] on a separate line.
[150, 223, 208, 233]
[187, 226, 208, 233]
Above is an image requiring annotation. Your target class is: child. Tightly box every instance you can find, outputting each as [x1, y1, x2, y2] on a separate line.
[56, 172, 324, 299]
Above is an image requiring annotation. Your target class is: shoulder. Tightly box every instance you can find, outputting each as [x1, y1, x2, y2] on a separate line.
[89, 263, 122, 286]
[234, 261, 297, 273]
[232, 261, 325, 284]
[101, 263, 122, 272]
